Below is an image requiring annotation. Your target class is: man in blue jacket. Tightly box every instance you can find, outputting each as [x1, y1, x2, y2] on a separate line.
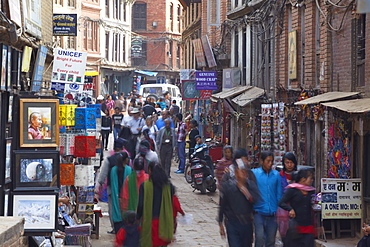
[252, 151, 282, 247]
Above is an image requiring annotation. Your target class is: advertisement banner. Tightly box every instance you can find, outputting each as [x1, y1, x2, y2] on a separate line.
[321, 178, 361, 219]
[31, 45, 48, 92]
[53, 14, 77, 36]
[51, 48, 87, 93]
[181, 80, 212, 100]
[196, 71, 217, 90]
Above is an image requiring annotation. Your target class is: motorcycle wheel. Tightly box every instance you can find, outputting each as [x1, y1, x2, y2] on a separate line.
[185, 165, 192, 183]
[207, 181, 217, 192]
[200, 182, 207, 194]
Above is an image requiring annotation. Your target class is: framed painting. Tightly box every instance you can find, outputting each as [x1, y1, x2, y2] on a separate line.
[14, 150, 59, 191]
[20, 98, 59, 147]
[8, 95, 13, 122]
[1, 44, 7, 91]
[12, 192, 58, 232]
[5, 139, 12, 184]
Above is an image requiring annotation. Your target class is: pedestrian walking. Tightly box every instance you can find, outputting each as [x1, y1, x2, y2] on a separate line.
[127, 108, 145, 160]
[97, 139, 127, 234]
[172, 187, 185, 234]
[188, 119, 199, 159]
[156, 119, 177, 177]
[218, 165, 260, 247]
[105, 95, 115, 116]
[174, 113, 187, 174]
[252, 151, 282, 247]
[278, 168, 315, 247]
[137, 163, 174, 247]
[101, 109, 112, 151]
[142, 116, 158, 143]
[120, 157, 149, 212]
[109, 151, 132, 234]
[112, 107, 124, 141]
[115, 211, 140, 247]
[215, 145, 233, 187]
[277, 152, 298, 244]
[142, 100, 157, 118]
[156, 110, 174, 130]
[135, 140, 159, 172]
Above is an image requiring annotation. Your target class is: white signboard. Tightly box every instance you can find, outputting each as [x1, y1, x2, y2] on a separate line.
[22, 0, 42, 38]
[321, 178, 361, 219]
[51, 48, 87, 94]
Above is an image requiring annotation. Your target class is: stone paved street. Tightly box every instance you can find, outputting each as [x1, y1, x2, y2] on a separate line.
[92, 157, 227, 246]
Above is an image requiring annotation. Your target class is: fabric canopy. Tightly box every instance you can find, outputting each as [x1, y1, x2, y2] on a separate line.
[134, 70, 158, 77]
[211, 86, 251, 100]
[322, 98, 370, 114]
[294, 91, 360, 105]
[231, 86, 265, 107]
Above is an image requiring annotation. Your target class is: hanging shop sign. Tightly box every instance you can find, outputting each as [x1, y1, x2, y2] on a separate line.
[196, 71, 217, 90]
[180, 69, 196, 80]
[321, 178, 361, 219]
[50, 48, 87, 93]
[288, 30, 297, 80]
[131, 37, 143, 58]
[192, 39, 207, 68]
[31, 45, 48, 92]
[53, 14, 77, 36]
[182, 79, 212, 100]
[22, 0, 42, 38]
[8, 0, 22, 27]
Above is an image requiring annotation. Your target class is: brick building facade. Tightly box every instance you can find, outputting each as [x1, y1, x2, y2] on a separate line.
[132, 0, 183, 85]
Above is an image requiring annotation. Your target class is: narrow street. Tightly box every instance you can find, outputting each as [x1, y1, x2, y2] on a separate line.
[92, 159, 227, 246]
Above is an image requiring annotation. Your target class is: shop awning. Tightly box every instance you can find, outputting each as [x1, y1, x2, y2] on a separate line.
[231, 86, 265, 107]
[85, 71, 99, 76]
[134, 70, 158, 77]
[211, 86, 251, 100]
[294, 91, 360, 105]
[321, 98, 370, 114]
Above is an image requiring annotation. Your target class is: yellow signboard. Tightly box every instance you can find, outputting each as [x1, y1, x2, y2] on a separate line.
[288, 31, 297, 80]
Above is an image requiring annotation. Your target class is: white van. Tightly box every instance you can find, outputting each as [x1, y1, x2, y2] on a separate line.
[139, 84, 182, 107]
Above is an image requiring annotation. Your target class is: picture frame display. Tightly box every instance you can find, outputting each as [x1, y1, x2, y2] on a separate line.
[8, 95, 13, 122]
[13, 192, 58, 232]
[1, 44, 7, 91]
[14, 150, 60, 191]
[20, 98, 59, 147]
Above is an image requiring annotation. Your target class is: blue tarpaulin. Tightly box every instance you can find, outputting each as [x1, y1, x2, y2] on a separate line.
[134, 70, 158, 77]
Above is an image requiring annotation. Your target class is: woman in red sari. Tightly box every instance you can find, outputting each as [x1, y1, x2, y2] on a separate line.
[215, 145, 233, 188]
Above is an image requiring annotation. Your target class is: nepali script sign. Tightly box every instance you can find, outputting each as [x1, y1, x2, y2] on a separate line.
[321, 178, 361, 219]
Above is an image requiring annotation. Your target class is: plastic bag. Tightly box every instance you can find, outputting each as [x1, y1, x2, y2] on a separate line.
[177, 213, 193, 225]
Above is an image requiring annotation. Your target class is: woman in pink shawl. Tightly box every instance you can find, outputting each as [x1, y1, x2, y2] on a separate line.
[215, 145, 233, 188]
[105, 95, 115, 116]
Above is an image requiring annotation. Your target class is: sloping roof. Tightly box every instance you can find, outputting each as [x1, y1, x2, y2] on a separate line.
[321, 98, 370, 114]
[294, 92, 360, 105]
[211, 86, 251, 100]
[231, 86, 265, 107]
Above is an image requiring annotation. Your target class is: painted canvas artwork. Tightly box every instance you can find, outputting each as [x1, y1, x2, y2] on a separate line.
[20, 158, 53, 183]
[17, 199, 51, 225]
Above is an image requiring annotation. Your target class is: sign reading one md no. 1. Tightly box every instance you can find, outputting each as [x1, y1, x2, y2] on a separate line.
[195, 71, 217, 90]
[321, 178, 361, 219]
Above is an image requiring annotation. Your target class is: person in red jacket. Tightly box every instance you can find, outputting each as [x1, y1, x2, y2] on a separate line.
[115, 211, 140, 247]
[172, 187, 185, 233]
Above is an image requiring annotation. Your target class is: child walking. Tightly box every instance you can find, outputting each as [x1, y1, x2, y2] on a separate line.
[115, 211, 140, 247]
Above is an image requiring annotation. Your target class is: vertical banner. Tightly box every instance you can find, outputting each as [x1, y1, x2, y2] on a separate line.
[288, 31, 297, 80]
[321, 178, 361, 219]
[31, 45, 48, 92]
[192, 39, 206, 68]
[50, 48, 87, 93]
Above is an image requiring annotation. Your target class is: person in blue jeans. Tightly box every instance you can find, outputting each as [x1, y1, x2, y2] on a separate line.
[174, 113, 187, 174]
[252, 151, 282, 247]
[112, 107, 124, 141]
[218, 164, 260, 247]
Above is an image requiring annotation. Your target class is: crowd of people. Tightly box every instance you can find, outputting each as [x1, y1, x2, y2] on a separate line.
[94, 90, 320, 247]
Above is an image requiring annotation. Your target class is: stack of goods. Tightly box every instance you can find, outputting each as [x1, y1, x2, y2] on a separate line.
[261, 104, 272, 151]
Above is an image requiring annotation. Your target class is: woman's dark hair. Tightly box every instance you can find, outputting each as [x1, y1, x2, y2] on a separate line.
[176, 113, 183, 121]
[142, 129, 150, 138]
[190, 119, 198, 127]
[115, 151, 129, 194]
[296, 168, 313, 183]
[234, 148, 248, 159]
[134, 156, 145, 171]
[149, 163, 169, 187]
[260, 151, 274, 161]
[282, 152, 298, 171]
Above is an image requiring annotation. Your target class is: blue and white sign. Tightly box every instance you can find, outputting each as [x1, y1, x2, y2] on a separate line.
[195, 71, 217, 90]
[31, 45, 48, 92]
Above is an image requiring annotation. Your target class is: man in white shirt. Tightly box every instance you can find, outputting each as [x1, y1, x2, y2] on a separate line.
[126, 108, 144, 159]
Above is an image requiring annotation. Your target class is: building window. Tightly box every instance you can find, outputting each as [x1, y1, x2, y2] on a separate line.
[106, 0, 109, 18]
[122, 35, 126, 63]
[234, 29, 238, 68]
[315, 6, 321, 87]
[177, 5, 181, 32]
[68, 0, 76, 7]
[133, 3, 147, 30]
[105, 32, 109, 59]
[177, 43, 181, 68]
[169, 40, 173, 67]
[66, 36, 76, 49]
[208, 0, 220, 25]
[170, 3, 173, 31]
[54, 0, 62, 5]
[123, 2, 127, 22]
[85, 21, 98, 51]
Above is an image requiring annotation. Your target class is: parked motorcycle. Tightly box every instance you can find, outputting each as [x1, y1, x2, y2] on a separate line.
[185, 143, 217, 194]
